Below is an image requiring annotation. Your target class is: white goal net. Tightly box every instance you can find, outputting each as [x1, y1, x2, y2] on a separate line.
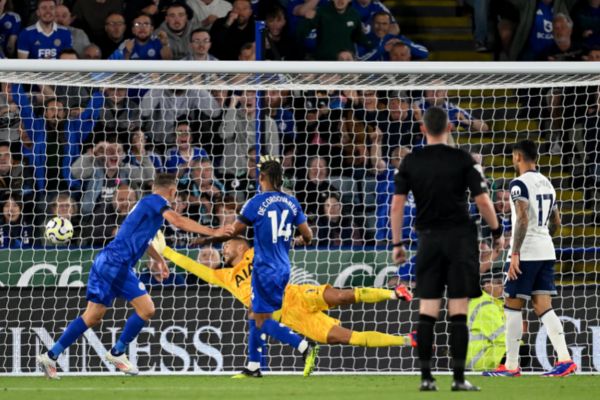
[0, 61, 599, 375]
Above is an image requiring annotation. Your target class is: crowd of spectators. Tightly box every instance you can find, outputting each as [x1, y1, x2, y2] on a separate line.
[0, 0, 597, 281]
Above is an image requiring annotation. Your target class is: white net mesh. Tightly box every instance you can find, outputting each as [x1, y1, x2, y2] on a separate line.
[1, 63, 599, 374]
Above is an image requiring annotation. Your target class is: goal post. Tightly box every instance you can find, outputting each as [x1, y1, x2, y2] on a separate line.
[0, 60, 599, 375]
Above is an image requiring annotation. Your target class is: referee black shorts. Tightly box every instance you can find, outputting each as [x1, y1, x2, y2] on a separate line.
[415, 224, 481, 299]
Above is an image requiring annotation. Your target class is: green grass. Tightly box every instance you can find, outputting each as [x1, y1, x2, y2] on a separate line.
[1, 375, 598, 400]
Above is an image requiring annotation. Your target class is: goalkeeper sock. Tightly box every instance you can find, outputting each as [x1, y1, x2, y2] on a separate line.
[504, 306, 523, 370]
[354, 288, 395, 303]
[112, 313, 146, 356]
[48, 316, 89, 360]
[417, 314, 436, 381]
[449, 314, 468, 382]
[540, 309, 571, 362]
[349, 331, 406, 347]
[247, 320, 262, 372]
[261, 319, 305, 351]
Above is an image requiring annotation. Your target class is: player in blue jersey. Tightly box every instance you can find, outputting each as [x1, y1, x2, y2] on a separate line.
[17, 0, 72, 59]
[37, 174, 225, 379]
[223, 155, 318, 378]
[0, 0, 21, 58]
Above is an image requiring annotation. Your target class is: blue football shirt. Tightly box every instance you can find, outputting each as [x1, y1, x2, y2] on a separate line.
[104, 193, 171, 266]
[0, 12, 21, 54]
[118, 37, 164, 60]
[239, 191, 307, 274]
[17, 22, 72, 59]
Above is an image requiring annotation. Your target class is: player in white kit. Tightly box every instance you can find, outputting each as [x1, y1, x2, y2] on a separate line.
[483, 140, 577, 377]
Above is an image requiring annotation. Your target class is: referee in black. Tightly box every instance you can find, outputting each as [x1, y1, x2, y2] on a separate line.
[391, 107, 504, 392]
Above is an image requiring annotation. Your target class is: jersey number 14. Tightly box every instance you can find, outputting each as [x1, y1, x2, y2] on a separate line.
[268, 210, 292, 243]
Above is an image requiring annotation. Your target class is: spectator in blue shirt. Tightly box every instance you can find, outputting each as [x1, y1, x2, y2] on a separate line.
[164, 121, 209, 177]
[17, 0, 72, 59]
[111, 13, 173, 60]
[0, 0, 21, 57]
[286, 0, 327, 53]
[10, 83, 104, 195]
[0, 196, 33, 249]
[521, 0, 556, 60]
[357, 12, 428, 61]
[351, 0, 399, 35]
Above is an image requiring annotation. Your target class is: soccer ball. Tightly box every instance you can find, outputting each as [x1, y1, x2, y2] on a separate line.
[45, 217, 74, 244]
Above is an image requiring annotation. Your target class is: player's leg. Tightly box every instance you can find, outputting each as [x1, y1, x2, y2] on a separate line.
[327, 325, 414, 347]
[502, 297, 526, 373]
[38, 301, 107, 379]
[323, 286, 411, 308]
[105, 293, 154, 375]
[445, 226, 481, 391]
[531, 261, 576, 376]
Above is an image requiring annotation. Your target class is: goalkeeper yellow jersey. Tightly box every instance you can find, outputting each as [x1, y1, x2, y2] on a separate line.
[163, 246, 253, 307]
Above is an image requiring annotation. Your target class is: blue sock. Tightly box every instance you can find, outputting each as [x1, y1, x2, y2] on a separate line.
[261, 319, 303, 350]
[247, 320, 262, 370]
[48, 317, 89, 360]
[111, 313, 146, 356]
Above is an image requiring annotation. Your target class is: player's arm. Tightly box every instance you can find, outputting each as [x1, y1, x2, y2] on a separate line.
[548, 207, 561, 236]
[146, 243, 169, 281]
[294, 222, 313, 246]
[162, 246, 223, 287]
[163, 209, 224, 237]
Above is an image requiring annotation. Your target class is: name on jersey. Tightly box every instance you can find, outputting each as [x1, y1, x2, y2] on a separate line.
[257, 196, 298, 217]
[234, 263, 252, 288]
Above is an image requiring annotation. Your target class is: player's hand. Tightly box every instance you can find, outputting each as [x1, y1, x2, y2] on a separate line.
[392, 245, 407, 264]
[292, 236, 306, 247]
[304, 9, 316, 19]
[150, 259, 170, 282]
[508, 254, 521, 281]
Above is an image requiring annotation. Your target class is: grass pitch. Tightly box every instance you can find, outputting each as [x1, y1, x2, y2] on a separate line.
[1, 375, 597, 400]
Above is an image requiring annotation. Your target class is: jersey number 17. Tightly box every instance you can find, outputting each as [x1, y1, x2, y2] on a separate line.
[536, 194, 553, 226]
[268, 210, 292, 243]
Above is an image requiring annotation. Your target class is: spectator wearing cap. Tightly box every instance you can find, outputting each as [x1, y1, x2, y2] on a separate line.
[186, 157, 225, 226]
[55, 4, 90, 56]
[126, 130, 161, 186]
[184, 28, 218, 60]
[164, 121, 209, 177]
[97, 12, 126, 59]
[17, 0, 72, 59]
[188, 0, 233, 30]
[297, 0, 373, 61]
[357, 11, 428, 61]
[156, 1, 201, 60]
[209, 0, 255, 60]
[111, 13, 173, 60]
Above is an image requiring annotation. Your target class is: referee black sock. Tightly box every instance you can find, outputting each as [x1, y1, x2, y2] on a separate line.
[417, 314, 437, 381]
[449, 314, 468, 382]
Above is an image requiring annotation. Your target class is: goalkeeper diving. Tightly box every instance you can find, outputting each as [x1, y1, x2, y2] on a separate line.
[151, 232, 416, 352]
